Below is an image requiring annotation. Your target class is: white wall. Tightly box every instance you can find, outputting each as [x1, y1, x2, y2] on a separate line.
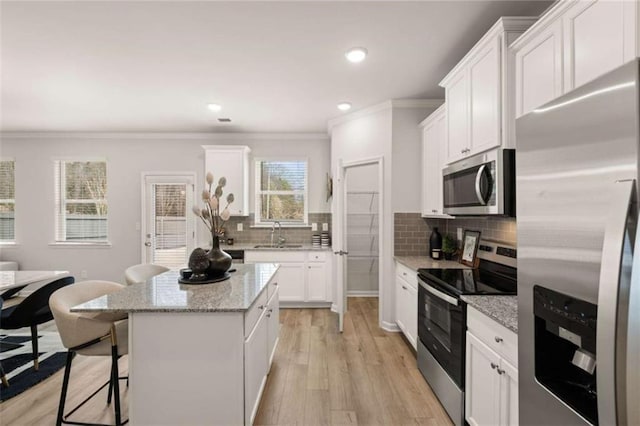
[329, 101, 437, 330]
[0, 133, 330, 282]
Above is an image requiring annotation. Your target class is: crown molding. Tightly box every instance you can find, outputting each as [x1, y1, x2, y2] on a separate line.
[327, 98, 443, 133]
[0, 132, 329, 141]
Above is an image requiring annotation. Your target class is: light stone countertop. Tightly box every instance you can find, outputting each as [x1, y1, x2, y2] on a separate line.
[394, 255, 470, 272]
[220, 243, 332, 252]
[461, 295, 518, 333]
[71, 263, 279, 313]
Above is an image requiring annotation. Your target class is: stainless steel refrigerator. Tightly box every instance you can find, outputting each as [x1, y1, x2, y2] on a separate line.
[516, 59, 640, 425]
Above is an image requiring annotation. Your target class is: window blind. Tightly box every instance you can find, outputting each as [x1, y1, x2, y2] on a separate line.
[54, 160, 108, 242]
[152, 183, 188, 268]
[255, 160, 308, 224]
[0, 160, 15, 242]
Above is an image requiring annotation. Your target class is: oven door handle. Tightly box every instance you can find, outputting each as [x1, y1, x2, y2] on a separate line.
[419, 279, 458, 306]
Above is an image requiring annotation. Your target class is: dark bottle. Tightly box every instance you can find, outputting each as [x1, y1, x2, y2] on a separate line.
[429, 227, 443, 260]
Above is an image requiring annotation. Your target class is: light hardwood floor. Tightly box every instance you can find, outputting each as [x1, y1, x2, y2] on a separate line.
[0, 297, 452, 426]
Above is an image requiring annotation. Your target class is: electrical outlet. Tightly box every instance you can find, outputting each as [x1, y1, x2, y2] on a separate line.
[237, 223, 243, 232]
[311, 223, 318, 231]
[322, 223, 329, 231]
[81, 270, 88, 279]
[457, 227, 463, 241]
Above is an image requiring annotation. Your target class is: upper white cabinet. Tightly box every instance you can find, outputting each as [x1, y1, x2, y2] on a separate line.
[420, 104, 452, 218]
[512, 0, 640, 117]
[203, 145, 251, 216]
[440, 18, 537, 164]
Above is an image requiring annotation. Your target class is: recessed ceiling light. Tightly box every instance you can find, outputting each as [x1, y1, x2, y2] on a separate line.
[207, 103, 222, 112]
[337, 102, 352, 111]
[345, 47, 368, 63]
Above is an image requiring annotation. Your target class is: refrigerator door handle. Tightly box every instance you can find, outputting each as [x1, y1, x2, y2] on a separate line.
[597, 179, 637, 426]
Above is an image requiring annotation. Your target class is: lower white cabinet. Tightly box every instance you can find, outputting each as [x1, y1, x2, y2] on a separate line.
[245, 251, 332, 303]
[465, 307, 518, 426]
[244, 285, 280, 425]
[395, 262, 418, 349]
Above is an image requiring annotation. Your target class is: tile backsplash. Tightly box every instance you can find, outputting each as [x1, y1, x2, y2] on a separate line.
[394, 213, 517, 256]
[219, 213, 332, 245]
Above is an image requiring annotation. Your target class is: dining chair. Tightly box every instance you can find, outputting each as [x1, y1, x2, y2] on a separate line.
[50, 280, 128, 426]
[0, 276, 75, 370]
[0, 297, 8, 388]
[124, 263, 169, 285]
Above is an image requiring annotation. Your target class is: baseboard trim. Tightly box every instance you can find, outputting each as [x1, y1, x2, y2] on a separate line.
[280, 302, 332, 309]
[381, 321, 401, 332]
[347, 291, 379, 297]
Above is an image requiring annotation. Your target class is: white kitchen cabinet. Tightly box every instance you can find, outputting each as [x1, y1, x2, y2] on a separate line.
[421, 105, 454, 218]
[244, 308, 268, 426]
[466, 332, 501, 426]
[512, 0, 640, 116]
[440, 18, 536, 163]
[469, 38, 501, 154]
[513, 19, 563, 117]
[395, 261, 418, 350]
[266, 287, 280, 368]
[244, 250, 332, 304]
[466, 307, 519, 426]
[307, 262, 327, 301]
[203, 145, 251, 216]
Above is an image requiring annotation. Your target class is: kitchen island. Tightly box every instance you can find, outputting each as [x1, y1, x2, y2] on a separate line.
[72, 263, 280, 426]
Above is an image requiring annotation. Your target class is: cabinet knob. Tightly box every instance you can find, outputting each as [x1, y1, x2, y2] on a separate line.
[266, 313, 271, 318]
[490, 362, 498, 370]
[402, 285, 407, 290]
[268, 308, 273, 313]
[259, 305, 265, 310]
[494, 336, 503, 343]
[273, 282, 278, 286]
[496, 368, 505, 375]
[432, 209, 437, 213]
[402, 272, 407, 276]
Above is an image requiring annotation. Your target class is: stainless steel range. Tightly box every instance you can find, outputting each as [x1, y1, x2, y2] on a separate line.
[416, 239, 517, 426]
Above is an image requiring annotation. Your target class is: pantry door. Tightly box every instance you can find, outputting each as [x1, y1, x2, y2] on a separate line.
[141, 173, 196, 268]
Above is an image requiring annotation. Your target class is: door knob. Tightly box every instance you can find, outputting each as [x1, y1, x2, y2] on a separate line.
[144, 242, 152, 247]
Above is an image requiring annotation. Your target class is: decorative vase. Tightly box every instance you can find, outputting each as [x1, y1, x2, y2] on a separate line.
[207, 234, 232, 277]
[188, 248, 210, 281]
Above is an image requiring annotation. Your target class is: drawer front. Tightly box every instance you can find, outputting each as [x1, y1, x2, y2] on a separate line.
[245, 289, 268, 337]
[395, 262, 418, 289]
[467, 306, 518, 367]
[307, 251, 327, 262]
[244, 251, 306, 263]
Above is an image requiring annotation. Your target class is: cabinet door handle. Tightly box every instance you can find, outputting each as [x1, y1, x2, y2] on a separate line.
[273, 282, 278, 286]
[402, 272, 407, 276]
[494, 336, 503, 343]
[259, 304, 265, 310]
[266, 313, 271, 318]
[402, 285, 407, 290]
[432, 209, 437, 213]
[490, 362, 498, 370]
[268, 308, 273, 313]
[496, 368, 505, 375]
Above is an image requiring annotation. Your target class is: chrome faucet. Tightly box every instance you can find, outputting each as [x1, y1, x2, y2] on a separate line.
[271, 221, 286, 247]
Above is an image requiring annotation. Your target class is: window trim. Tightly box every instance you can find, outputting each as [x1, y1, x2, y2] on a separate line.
[0, 158, 16, 244]
[254, 157, 309, 227]
[54, 158, 110, 244]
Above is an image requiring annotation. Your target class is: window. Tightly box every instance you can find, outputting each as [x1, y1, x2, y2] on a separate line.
[255, 159, 308, 226]
[54, 160, 108, 242]
[0, 159, 15, 242]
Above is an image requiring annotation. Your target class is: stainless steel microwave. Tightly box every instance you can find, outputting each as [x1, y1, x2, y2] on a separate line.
[442, 149, 515, 216]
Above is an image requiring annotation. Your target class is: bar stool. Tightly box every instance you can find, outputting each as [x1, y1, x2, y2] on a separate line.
[49, 280, 129, 426]
[123, 263, 169, 285]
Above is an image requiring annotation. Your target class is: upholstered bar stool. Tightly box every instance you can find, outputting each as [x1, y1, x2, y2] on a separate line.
[123, 263, 169, 285]
[49, 280, 129, 426]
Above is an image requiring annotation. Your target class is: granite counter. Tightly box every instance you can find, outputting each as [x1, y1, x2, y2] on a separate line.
[461, 295, 518, 333]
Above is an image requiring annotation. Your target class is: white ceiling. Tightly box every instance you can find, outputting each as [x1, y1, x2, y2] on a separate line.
[1, 1, 552, 133]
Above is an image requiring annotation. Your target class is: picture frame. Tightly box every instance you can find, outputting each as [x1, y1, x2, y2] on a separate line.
[460, 230, 481, 267]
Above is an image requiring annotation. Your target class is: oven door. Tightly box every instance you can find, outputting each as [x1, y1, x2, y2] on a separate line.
[418, 277, 465, 387]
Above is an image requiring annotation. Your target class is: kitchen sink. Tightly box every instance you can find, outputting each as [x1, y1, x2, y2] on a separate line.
[253, 244, 303, 248]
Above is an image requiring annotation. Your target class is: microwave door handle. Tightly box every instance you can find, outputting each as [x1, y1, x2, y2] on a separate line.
[475, 164, 488, 205]
[419, 280, 458, 306]
[597, 179, 637, 426]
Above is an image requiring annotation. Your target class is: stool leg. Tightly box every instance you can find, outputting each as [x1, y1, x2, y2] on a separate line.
[0, 361, 8, 388]
[111, 345, 122, 426]
[107, 358, 114, 404]
[30, 324, 39, 371]
[56, 351, 74, 426]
